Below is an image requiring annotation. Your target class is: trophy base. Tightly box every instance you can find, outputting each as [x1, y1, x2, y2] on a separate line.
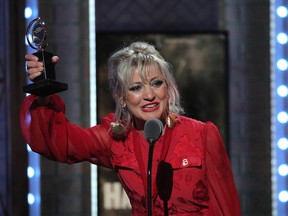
[23, 79, 68, 96]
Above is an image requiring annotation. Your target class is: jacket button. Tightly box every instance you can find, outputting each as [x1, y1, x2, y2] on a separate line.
[182, 158, 188, 166]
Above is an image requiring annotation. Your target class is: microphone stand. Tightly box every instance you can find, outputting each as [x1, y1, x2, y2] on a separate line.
[147, 138, 155, 216]
[144, 118, 163, 216]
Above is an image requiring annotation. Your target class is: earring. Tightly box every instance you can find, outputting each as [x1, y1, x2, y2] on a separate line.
[166, 113, 177, 129]
[121, 104, 127, 117]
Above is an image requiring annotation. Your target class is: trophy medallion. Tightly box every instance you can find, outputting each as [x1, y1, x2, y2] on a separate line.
[23, 17, 68, 96]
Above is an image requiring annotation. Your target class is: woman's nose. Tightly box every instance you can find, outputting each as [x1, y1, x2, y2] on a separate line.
[143, 86, 155, 100]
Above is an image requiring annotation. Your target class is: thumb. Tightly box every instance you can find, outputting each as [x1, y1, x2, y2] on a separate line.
[51, 56, 60, 64]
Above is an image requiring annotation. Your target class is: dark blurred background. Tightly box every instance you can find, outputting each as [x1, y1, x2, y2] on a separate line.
[0, 0, 271, 215]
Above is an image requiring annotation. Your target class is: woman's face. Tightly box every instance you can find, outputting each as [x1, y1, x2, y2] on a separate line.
[124, 68, 169, 130]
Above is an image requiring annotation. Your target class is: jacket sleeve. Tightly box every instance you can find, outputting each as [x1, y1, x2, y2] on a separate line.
[205, 122, 241, 215]
[20, 94, 113, 168]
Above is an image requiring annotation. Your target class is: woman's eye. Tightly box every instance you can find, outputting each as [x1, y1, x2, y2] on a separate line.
[151, 79, 164, 87]
[128, 85, 142, 91]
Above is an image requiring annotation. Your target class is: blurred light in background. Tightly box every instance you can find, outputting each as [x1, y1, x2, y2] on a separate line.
[24, 1, 40, 215]
[277, 32, 288, 44]
[271, 1, 288, 215]
[89, 0, 97, 215]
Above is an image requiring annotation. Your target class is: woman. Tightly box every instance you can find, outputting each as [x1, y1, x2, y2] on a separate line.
[21, 42, 241, 215]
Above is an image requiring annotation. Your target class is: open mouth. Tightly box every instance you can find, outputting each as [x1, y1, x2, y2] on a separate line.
[141, 103, 159, 112]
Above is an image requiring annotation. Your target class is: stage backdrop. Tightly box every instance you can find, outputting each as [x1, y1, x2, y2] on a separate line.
[96, 32, 228, 215]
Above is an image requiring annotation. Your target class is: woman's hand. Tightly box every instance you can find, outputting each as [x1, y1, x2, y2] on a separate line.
[25, 54, 59, 81]
[25, 54, 60, 105]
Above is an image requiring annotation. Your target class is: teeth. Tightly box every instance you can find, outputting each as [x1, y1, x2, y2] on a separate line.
[144, 104, 157, 109]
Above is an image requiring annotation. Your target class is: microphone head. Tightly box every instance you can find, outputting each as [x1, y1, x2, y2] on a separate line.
[144, 118, 163, 144]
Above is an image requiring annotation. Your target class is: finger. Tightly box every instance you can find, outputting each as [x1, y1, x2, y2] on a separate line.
[51, 56, 60, 64]
[28, 71, 42, 80]
[26, 61, 43, 73]
[25, 54, 38, 61]
[27, 60, 43, 68]
[28, 67, 44, 76]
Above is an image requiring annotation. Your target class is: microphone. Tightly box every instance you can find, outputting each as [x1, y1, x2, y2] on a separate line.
[144, 118, 163, 145]
[144, 118, 163, 216]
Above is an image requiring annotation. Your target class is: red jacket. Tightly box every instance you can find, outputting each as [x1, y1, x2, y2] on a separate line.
[20, 94, 241, 215]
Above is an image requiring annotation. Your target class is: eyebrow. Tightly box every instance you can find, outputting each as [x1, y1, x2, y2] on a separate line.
[129, 73, 163, 86]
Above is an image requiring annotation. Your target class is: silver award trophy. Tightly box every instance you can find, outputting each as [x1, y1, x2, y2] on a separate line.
[23, 17, 68, 96]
